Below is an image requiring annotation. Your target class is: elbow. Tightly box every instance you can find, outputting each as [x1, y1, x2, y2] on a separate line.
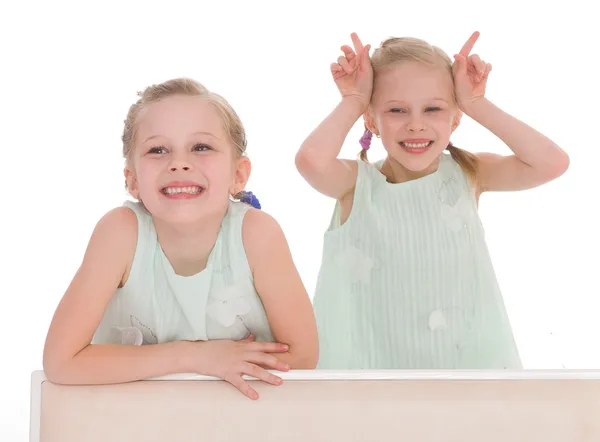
[295, 146, 328, 179]
[288, 343, 319, 369]
[544, 144, 570, 179]
[294, 148, 313, 176]
[531, 145, 570, 184]
[43, 346, 80, 385]
[43, 357, 70, 385]
[552, 148, 570, 178]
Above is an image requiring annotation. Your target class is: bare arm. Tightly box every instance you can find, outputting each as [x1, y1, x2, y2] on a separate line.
[43, 207, 290, 398]
[467, 98, 569, 195]
[452, 32, 569, 196]
[243, 209, 319, 369]
[43, 207, 197, 384]
[296, 33, 372, 200]
[295, 97, 361, 199]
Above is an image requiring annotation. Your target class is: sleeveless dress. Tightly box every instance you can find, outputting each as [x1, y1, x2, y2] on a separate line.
[313, 153, 522, 369]
[92, 200, 275, 346]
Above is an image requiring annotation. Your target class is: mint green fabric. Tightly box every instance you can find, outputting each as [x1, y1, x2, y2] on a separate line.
[313, 153, 522, 369]
[93, 200, 274, 346]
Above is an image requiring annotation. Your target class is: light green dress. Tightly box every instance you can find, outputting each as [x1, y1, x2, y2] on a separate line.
[92, 200, 274, 346]
[313, 153, 522, 369]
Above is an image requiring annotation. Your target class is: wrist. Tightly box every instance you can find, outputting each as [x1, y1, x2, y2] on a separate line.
[170, 340, 205, 374]
[340, 95, 369, 117]
[461, 96, 492, 118]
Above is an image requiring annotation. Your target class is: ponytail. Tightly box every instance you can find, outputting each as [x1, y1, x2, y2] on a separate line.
[359, 148, 369, 162]
[447, 143, 478, 185]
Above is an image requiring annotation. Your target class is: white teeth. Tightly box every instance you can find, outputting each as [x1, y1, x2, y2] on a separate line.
[163, 186, 203, 195]
[401, 141, 432, 148]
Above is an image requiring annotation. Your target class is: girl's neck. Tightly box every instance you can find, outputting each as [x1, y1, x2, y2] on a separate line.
[153, 209, 225, 277]
[381, 156, 440, 183]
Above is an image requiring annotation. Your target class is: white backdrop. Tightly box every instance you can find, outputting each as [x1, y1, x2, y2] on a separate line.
[1, 0, 598, 440]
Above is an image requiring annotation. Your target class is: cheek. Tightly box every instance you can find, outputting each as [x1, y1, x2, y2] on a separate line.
[195, 155, 236, 185]
[378, 114, 402, 134]
[135, 161, 161, 186]
[428, 112, 454, 129]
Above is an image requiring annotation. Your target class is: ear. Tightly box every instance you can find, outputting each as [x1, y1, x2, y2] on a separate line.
[363, 108, 380, 136]
[124, 167, 140, 200]
[230, 156, 251, 196]
[451, 109, 463, 133]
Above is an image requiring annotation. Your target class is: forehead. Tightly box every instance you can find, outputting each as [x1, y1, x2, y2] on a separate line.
[372, 61, 454, 104]
[136, 95, 225, 140]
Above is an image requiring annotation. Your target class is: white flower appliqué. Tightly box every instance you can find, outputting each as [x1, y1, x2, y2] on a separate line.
[107, 326, 143, 345]
[440, 194, 475, 232]
[335, 245, 374, 284]
[438, 176, 475, 232]
[207, 285, 251, 327]
[428, 310, 448, 332]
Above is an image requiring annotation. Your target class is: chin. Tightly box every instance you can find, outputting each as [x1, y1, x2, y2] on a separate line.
[142, 199, 203, 223]
[389, 150, 443, 173]
[161, 210, 212, 227]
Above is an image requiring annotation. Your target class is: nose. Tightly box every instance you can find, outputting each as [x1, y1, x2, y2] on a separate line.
[407, 113, 426, 132]
[168, 153, 192, 172]
[170, 164, 190, 172]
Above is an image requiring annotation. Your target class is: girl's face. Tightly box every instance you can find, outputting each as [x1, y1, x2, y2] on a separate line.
[125, 95, 249, 225]
[367, 61, 461, 176]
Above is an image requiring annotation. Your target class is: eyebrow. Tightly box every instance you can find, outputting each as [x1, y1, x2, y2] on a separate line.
[142, 131, 220, 144]
[384, 97, 449, 105]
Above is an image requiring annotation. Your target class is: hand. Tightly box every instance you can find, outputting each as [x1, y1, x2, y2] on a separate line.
[452, 31, 492, 112]
[197, 334, 290, 400]
[330, 32, 373, 111]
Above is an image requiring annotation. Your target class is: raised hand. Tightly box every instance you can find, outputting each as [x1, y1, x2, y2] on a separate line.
[330, 32, 373, 110]
[452, 31, 492, 111]
[197, 334, 290, 400]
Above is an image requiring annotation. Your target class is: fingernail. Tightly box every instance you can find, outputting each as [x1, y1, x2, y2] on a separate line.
[283, 345, 289, 350]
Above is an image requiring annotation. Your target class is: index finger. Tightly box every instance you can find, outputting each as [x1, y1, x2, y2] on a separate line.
[248, 342, 289, 353]
[350, 32, 365, 54]
[458, 31, 480, 57]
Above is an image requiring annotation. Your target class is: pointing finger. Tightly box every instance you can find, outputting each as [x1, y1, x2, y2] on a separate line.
[458, 31, 480, 57]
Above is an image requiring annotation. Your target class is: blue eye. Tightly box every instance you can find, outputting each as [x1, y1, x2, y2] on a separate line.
[193, 143, 211, 151]
[148, 146, 167, 154]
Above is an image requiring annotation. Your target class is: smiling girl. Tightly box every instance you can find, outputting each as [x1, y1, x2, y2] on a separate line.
[43, 78, 318, 399]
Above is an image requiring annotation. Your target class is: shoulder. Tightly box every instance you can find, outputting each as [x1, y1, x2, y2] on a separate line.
[356, 158, 384, 180]
[241, 208, 285, 245]
[351, 158, 383, 193]
[241, 209, 289, 272]
[94, 206, 138, 242]
[88, 206, 138, 286]
[442, 150, 477, 190]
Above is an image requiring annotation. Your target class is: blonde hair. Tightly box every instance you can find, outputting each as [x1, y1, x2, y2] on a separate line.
[121, 77, 249, 200]
[362, 37, 478, 184]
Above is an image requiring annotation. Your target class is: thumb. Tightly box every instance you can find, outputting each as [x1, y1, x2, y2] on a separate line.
[452, 54, 467, 76]
[361, 44, 371, 67]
